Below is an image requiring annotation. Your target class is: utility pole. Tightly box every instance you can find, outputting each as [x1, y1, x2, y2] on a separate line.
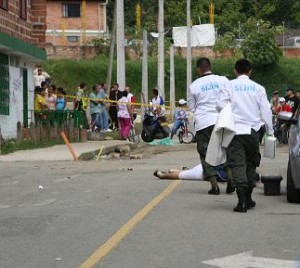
[170, 45, 175, 112]
[157, 0, 165, 99]
[116, 0, 126, 90]
[106, 1, 117, 94]
[142, 30, 149, 107]
[186, 0, 192, 99]
[282, 21, 286, 56]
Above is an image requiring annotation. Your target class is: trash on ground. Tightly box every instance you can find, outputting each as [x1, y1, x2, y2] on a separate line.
[148, 137, 174, 146]
[130, 154, 143, 159]
[38, 185, 44, 190]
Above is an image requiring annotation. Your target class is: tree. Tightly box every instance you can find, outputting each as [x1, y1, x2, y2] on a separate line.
[213, 32, 235, 57]
[241, 20, 282, 67]
[106, 0, 300, 39]
[214, 0, 244, 34]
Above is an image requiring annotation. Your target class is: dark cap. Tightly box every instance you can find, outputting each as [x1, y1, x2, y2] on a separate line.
[286, 87, 294, 92]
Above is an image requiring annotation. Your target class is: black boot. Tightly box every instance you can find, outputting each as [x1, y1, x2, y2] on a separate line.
[208, 186, 220, 195]
[226, 180, 235, 194]
[233, 189, 247, 213]
[246, 187, 256, 209]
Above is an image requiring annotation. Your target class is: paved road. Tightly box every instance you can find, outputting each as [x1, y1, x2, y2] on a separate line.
[0, 144, 299, 268]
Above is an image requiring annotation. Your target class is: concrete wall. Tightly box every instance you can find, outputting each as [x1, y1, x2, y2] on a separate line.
[0, 59, 34, 139]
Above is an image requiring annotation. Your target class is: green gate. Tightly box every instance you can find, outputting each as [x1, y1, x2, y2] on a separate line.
[0, 53, 9, 115]
[23, 69, 28, 127]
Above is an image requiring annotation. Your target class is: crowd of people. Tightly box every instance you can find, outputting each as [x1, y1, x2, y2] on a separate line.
[270, 88, 300, 115]
[34, 65, 68, 122]
[269, 87, 300, 143]
[33, 67, 140, 140]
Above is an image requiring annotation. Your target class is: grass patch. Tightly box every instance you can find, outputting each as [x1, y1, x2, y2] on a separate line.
[1, 139, 64, 155]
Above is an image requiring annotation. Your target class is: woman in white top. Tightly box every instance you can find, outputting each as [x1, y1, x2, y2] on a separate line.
[117, 91, 133, 140]
[46, 85, 57, 110]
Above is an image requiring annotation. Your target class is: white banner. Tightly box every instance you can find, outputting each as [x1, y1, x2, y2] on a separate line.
[172, 24, 215, 47]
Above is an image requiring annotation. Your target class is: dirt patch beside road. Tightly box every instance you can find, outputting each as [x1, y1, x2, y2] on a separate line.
[130, 142, 196, 157]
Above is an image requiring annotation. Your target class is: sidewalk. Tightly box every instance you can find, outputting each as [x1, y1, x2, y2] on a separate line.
[0, 140, 134, 162]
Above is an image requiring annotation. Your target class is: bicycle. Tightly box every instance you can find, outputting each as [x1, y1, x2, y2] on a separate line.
[127, 113, 139, 143]
[273, 114, 290, 144]
[178, 119, 194, 144]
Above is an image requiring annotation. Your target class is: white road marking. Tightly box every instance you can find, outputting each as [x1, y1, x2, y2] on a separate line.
[0, 205, 11, 209]
[202, 251, 297, 268]
[19, 199, 57, 207]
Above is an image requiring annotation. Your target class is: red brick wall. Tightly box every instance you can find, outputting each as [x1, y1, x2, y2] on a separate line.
[31, 0, 47, 46]
[45, 43, 100, 60]
[0, 0, 35, 43]
[284, 48, 300, 59]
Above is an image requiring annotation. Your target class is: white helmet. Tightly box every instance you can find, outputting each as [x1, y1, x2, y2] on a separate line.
[178, 99, 187, 105]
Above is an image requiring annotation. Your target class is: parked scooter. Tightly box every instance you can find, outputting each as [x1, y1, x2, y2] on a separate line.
[141, 112, 170, 142]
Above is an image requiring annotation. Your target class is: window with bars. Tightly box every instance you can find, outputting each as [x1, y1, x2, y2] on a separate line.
[0, 53, 10, 116]
[0, 0, 8, 10]
[20, 0, 27, 20]
[63, 3, 80, 18]
[67, 36, 80, 42]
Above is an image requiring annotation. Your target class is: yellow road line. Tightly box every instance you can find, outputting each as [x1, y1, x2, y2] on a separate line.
[78, 180, 181, 268]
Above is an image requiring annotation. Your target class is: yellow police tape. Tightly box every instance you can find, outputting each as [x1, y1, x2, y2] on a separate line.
[65, 94, 184, 110]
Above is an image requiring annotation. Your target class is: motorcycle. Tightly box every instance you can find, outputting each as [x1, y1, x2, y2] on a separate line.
[141, 112, 171, 142]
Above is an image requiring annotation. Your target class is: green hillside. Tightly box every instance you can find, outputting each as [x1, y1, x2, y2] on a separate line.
[43, 56, 300, 101]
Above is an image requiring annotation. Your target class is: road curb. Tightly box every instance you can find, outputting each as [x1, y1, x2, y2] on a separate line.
[78, 142, 138, 161]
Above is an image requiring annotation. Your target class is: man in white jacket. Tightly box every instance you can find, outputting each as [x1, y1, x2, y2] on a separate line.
[188, 57, 234, 195]
[217, 59, 274, 213]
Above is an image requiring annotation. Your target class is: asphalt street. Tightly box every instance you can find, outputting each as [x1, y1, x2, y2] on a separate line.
[0, 143, 299, 268]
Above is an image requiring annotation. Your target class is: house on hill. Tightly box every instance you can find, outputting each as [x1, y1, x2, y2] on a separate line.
[45, 0, 108, 59]
[0, 0, 47, 139]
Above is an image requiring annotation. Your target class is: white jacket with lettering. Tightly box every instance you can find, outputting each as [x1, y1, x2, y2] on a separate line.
[188, 73, 230, 131]
[217, 75, 274, 135]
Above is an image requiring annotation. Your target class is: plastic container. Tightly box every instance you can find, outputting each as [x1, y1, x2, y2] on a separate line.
[261, 175, 283, 196]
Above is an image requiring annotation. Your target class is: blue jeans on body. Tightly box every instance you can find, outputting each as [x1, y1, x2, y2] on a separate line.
[171, 120, 184, 135]
[100, 108, 109, 130]
[91, 113, 101, 130]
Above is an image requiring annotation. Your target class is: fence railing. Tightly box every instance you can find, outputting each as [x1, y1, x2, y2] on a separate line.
[19, 110, 88, 143]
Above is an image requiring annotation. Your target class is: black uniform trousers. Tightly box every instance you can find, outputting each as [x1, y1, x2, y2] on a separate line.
[109, 105, 119, 129]
[195, 125, 218, 181]
[226, 129, 261, 190]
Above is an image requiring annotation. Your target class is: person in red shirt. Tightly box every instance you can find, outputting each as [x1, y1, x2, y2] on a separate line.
[272, 98, 281, 115]
[277, 97, 292, 113]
